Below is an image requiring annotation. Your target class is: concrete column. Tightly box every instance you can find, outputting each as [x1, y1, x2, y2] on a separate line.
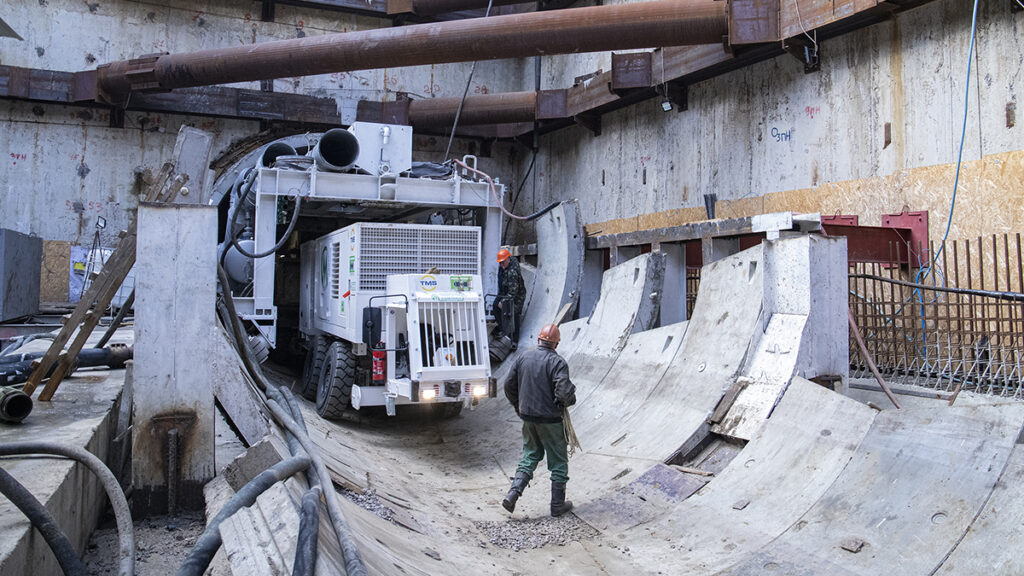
[132, 203, 217, 516]
[701, 235, 740, 264]
[659, 242, 687, 324]
[579, 249, 604, 318]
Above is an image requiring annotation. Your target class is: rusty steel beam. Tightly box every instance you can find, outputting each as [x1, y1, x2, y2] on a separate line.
[94, 0, 728, 100]
[387, 0, 525, 16]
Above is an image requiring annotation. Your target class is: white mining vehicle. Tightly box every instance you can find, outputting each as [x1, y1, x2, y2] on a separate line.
[220, 122, 504, 418]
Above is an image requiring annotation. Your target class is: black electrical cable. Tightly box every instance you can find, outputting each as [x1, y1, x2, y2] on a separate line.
[0, 442, 135, 576]
[293, 486, 322, 576]
[216, 264, 367, 576]
[0, 466, 86, 576]
[849, 274, 1024, 303]
[175, 455, 312, 576]
[507, 151, 537, 219]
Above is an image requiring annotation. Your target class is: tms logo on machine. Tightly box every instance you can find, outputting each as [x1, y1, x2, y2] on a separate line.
[419, 275, 438, 291]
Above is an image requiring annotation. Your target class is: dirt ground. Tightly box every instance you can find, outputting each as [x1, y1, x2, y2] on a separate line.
[83, 512, 206, 576]
[83, 407, 247, 575]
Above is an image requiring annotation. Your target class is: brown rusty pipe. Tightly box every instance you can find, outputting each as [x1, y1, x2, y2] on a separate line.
[388, 0, 529, 17]
[409, 91, 537, 126]
[97, 0, 728, 97]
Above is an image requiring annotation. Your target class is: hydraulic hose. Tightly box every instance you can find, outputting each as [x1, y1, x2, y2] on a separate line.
[293, 486, 322, 576]
[450, 158, 558, 221]
[0, 334, 56, 357]
[175, 455, 312, 576]
[0, 466, 86, 576]
[216, 264, 366, 576]
[226, 168, 303, 260]
[0, 442, 134, 576]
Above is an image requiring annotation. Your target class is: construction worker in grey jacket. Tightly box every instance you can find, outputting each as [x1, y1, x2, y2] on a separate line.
[501, 323, 576, 517]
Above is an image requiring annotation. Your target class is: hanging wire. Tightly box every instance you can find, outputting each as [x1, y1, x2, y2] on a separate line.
[443, 0, 497, 161]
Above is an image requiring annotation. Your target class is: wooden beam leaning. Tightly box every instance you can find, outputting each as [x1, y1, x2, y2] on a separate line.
[35, 230, 138, 401]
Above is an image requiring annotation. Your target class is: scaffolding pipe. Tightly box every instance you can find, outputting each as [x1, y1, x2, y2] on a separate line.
[95, 0, 728, 97]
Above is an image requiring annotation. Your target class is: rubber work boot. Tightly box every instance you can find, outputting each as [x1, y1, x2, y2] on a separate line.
[502, 472, 530, 513]
[550, 481, 573, 517]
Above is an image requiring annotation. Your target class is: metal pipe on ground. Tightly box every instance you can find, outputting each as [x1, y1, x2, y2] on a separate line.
[95, 0, 728, 97]
[848, 309, 902, 410]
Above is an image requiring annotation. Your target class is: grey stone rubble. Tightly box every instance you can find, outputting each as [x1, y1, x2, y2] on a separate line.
[339, 486, 396, 524]
[474, 515, 599, 551]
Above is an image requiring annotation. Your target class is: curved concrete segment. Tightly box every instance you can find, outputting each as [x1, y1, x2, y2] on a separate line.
[563, 251, 665, 386]
[517, 200, 585, 347]
[219, 236, 1024, 576]
[720, 401, 1024, 576]
[620, 377, 876, 573]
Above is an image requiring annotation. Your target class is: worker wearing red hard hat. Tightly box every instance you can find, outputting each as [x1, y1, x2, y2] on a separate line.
[500, 323, 577, 517]
[495, 248, 526, 348]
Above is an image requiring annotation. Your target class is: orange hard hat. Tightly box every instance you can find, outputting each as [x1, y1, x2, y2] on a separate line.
[497, 248, 511, 263]
[538, 323, 561, 345]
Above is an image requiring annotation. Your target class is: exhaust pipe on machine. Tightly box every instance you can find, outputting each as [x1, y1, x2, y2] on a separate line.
[312, 129, 361, 172]
[258, 142, 298, 168]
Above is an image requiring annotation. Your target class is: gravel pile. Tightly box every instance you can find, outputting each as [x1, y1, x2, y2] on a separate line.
[474, 515, 598, 551]
[340, 487, 396, 523]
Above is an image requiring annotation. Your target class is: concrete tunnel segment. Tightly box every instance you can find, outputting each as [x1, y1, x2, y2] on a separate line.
[227, 234, 1024, 575]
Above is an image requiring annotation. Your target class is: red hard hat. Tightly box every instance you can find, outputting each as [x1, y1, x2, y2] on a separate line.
[497, 248, 511, 263]
[538, 323, 561, 345]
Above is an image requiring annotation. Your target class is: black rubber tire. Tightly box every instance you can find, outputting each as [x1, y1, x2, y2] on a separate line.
[316, 340, 357, 420]
[300, 334, 329, 401]
[432, 402, 464, 419]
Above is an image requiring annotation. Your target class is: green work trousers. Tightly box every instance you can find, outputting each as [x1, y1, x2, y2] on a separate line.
[516, 420, 569, 484]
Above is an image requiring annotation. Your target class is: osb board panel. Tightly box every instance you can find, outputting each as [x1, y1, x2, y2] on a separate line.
[585, 150, 1024, 250]
[780, 0, 879, 40]
[40, 240, 69, 303]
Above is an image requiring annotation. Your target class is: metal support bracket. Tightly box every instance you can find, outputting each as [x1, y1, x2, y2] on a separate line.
[573, 112, 602, 136]
[783, 34, 820, 74]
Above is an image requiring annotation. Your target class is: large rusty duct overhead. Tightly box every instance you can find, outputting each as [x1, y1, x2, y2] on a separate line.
[408, 92, 539, 126]
[387, 0, 535, 17]
[93, 0, 729, 100]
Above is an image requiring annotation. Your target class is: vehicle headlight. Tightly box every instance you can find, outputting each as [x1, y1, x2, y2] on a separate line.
[421, 389, 436, 400]
[472, 385, 487, 397]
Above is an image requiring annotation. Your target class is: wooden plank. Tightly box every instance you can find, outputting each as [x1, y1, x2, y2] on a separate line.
[36, 230, 138, 401]
[22, 228, 137, 397]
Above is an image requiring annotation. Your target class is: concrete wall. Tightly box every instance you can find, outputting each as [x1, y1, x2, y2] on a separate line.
[525, 0, 1023, 232]
[0, 0, 524, 249]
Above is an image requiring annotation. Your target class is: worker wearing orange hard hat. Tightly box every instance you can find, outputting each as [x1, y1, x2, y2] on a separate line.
[495, 248, 526, 348]
[501, 323, 576, 517]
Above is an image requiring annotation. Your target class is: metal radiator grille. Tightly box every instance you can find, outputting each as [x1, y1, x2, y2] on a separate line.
[359, 225, 479, 291]
[331, 242, 341, 298]
[418, 300, 483, 369]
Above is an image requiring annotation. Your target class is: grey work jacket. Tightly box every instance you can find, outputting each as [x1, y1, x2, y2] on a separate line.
[503, 346, 576, 424]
